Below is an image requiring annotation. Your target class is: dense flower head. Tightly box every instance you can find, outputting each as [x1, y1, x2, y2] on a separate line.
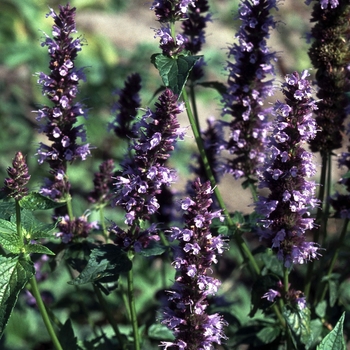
[161, 179, 227, 350]
[109, 222, 160, 253]
[35, 4, 91, 199]
[151, 0, 196, 23]
[108, 73, 142, 139]
[307, 0, 350, 153]
[2, 152, 31, 201]
[256, 71, 321, 267]
[88, 159, 115, 206]
[55, 212, 98, 243]
[113, 88, 185, 225]
[220, 0, 277, 180]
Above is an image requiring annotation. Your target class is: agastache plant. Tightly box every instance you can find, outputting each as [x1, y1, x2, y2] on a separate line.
[256, 70, 320, 267]
[35, 4, 90, 201]
[161, 178, 227, 350]
[220, 0, 277, 184]
[3, 1, 350, 349]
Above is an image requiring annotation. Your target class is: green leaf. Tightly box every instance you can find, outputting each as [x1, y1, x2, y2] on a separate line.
[317, 312, 346, 350]
[58, 319, 81, 350]
[19, 192, 66, 210]
[15, 210, 57, 240]
[68, 244, 132, 285]
[315, 300, 327, 319]
[0, 219, 22, 254]
[283, 305, 313, 349]
[0, 202, 16, 220]
[0, 254, 34, 338]
[25, 244, 55, 255]
[256, 326, 280, 344]
[151, 53, 202, 96]
[138, 241, 167, 257]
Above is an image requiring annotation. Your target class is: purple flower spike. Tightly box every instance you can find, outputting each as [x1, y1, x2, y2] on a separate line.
[113, 88, 185, 225]
[108, 73, 142, 139]
[161, 179, 227, 350]
[2, 152, 31, 201]
[35, 4, 91, 200]
[151, 0, 196, 23]
[220, 0, 278, 180]
[256, 71, 321, 267]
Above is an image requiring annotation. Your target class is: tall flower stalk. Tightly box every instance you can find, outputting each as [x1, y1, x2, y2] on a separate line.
[220, 0, 277, 187]
[110, 88, 185, 349]
[161, 178, 227, 350]
[35, 4, 90, 208]
[256, 70, 320, 268]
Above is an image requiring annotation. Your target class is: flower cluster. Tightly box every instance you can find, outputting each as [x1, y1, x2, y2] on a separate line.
[256, 71, 321, 267]
[262, 281, 307, 310]
[161, 178, 227, 350]
[307, 0, 350, 154]
[113, 88, 185, 227]
[220, 0, 277, 180]
[108, 73, 142, 140]
[152, 0, 196, 57]
[2, 152, 30, 201]
[35, 4, 90, 200]
[56, 212, 98, 243]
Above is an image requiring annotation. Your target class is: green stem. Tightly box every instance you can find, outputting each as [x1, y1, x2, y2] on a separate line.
[99, 206, 108, 242]
[182, 88, 260, 276]
[317, 218, 349, 304]
[94, 284, 127, 349]
[321, 153, 332, 245]
[29, 276, 63, 350]
[127, 252, 140, 350]
[15, 201, 23, 242]
[66, 195, 74, 221]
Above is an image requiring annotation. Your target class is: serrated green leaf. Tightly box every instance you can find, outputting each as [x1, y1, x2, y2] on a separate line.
[0, 219, 22, 254]
[19, 192, 66, 210]
[317, 312, 346, 350]
[68, 244, 132, 285]
[283, 306, 313, 350]
[151, 53, 202, 96]
[0, 202, 16, 220]
[139, 241, 167, 257]
[25, 244, 55, 255]
[0, 254, 34, 338]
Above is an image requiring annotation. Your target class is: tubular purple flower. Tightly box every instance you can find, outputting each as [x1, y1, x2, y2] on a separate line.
[161, 178, 227, 350]
[113, 88, 185, 227]
[151, 0, 196, 23]
[34, 4, 91, 200]
[256, 70, 321, 268]
[220, 0, 278, 180]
